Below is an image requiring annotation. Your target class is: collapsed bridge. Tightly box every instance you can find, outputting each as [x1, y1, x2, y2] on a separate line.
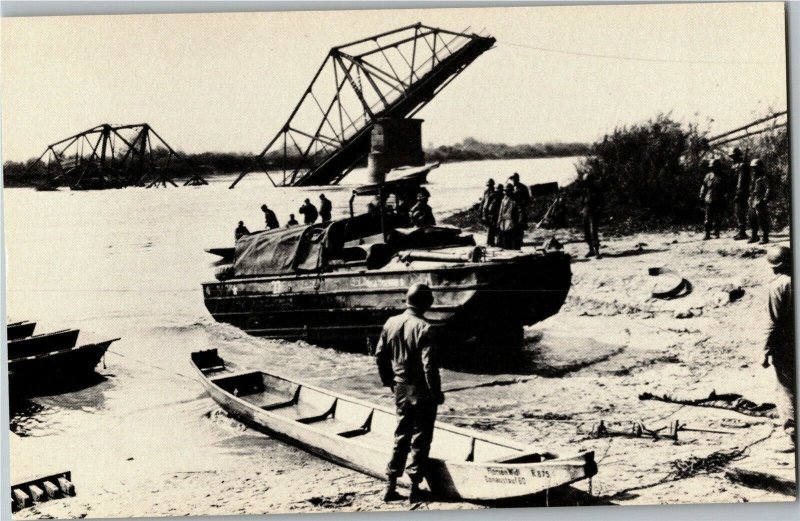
[231, 23, 496, 188]
[24, 123, 207, 190]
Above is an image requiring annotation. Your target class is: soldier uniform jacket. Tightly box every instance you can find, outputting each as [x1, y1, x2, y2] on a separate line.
[749, 174, 771, 208]
[700, 172, 723, 205]
[733, 161, 750, 200]
[410, 202, 435, 227]
[497, 194, 520, 232]
[766, 273, 793, 360]
[479, 188, 495, 223]
[264, 209, 280, 229]
[375, 309, 441, 397]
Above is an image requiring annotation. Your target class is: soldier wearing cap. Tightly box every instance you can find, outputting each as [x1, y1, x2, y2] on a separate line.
[699, 159, 725, 240]
[731, 148, 751, 240]
[376, 283, 444, 503]
[748, 158, 771, 244]
[479, 179, 496, 245]
[763, 246, 795, 451]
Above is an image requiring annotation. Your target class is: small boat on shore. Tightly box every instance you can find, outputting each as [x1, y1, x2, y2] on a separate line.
[7, 329, 80, 359]
[7, 321, 36, 341]
[8, 338, 120, 386]
[191, 349, 597, 501]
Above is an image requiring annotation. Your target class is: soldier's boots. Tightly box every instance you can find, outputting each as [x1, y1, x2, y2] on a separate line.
[733, 232, 749, 240]
[408, 483, 423, 504]
[748, 235, 760, 244]
[760, 236, 770, 245]
[703, 233, 712, 241]
[383, 478, 403, 502]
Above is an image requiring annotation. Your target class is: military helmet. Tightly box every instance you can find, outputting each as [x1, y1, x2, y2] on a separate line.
[710, 158, 722, 168]
[487, 179, 495, 186]
[767, 245, 791, 269]
[406, 283, 434, 311]
[730, 147, 743, 159]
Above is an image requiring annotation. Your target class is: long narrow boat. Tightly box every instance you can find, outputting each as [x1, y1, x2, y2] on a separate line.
[7, 321, 36, 341]
[191, 349, 597, 501]
[7, 329, 80, 360]
[8, 339, 119, 385]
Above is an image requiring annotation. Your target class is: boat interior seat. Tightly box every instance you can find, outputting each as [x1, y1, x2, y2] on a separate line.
[429, 429, 474, 461]
[488, 450, 545, 464]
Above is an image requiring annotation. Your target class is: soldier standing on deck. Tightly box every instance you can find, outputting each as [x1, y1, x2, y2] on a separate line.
[762, 246, 796, 452]
[580, 172, 603, 258]
[319, 194, 333, 222]
[376, 283, 444, 504]
[699, 159, 724, 240]
[261, 204, 280, 229]
[479, 179, 498, 245]
[410, 192, 436, 227]
[299, 198, 319, 224]
[731, 148, 751, 240]
[748, 158, 771, 244]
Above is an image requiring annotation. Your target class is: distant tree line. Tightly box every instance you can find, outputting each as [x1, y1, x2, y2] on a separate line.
[2, 138, 590, 188]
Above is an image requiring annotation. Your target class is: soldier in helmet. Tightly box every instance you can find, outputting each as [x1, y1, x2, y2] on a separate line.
[410, 191, 436, 228]
[762, 246, 795, 451]
[748, 158, 771, 244]
[730, 148, 751, 240]
[376, 283, 444, 503]
[234, 221, 250, 240]
[699, 159, 724, 240]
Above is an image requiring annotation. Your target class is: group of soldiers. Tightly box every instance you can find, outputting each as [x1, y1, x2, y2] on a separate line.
[700, 148, 771, 243]
[477, 173, 532, 249]
[478, 171, 604, 258]
[234, 193, 333, 239]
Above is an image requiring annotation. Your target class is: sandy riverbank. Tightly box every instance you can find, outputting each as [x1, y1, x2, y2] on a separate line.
[11, 221, 797, 518]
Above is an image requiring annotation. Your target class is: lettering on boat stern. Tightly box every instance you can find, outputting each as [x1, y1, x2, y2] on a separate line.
[482, 466, 548, 485]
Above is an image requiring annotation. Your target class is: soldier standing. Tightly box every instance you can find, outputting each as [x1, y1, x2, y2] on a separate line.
[762, 246, 795, 452]
[699, 159, 724, 240]
[299, 198, 319, 224]
[261, 204, 280, 229]
[748, 158, 771, 244]
[731, 148, 751, 240]
[486, 184, 504, 246]
[319, 194, 333, 222]
[509, 173, 531, 247]
[580, 172, 603, 258]
[479, 179, 496, 244]
[497, 183, 521, 249]
[376, 283, 444, 503]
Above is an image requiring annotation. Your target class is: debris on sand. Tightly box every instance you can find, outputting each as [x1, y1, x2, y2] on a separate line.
[639, 391, 777, 418]
[307, 492, 356, 508]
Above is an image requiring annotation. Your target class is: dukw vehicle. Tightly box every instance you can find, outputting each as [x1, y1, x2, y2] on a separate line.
[191, 349, 598, 501]
[201, 173, 572, 350]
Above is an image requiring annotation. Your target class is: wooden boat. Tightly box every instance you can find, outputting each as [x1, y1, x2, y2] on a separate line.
[8, 338, 119, 384]
[7, 329, 80, 360]
[7, 321, 36, 341]
[191, 349, 597, 501]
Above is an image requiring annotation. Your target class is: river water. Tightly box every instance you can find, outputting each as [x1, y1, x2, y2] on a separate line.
[3, 156, 580, 513]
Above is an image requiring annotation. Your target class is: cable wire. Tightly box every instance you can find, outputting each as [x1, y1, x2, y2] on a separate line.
[500, 40, 782, 66]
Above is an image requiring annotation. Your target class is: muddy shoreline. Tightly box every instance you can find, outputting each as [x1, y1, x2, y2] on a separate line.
[11, 219, 797, 518]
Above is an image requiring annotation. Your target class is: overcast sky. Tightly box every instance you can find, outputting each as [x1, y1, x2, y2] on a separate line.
[1, 2, 788, 161]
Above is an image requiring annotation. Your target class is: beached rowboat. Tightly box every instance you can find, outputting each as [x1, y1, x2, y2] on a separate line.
[191, 349, 597, 501]
[8, 339, 119, 385]
[7, 329, 80, 359]
[7, 321, 36, 341]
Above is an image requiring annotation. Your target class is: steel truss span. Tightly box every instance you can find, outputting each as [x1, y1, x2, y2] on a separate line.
[25, 123, 207, 190]
[231, 23, 495, 188]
